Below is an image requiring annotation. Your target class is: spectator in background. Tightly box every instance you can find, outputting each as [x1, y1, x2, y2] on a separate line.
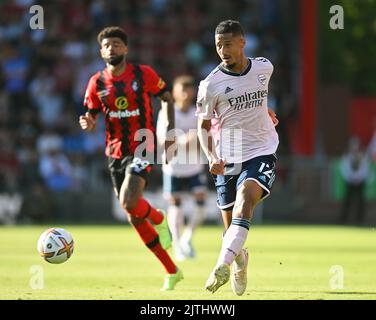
[39, 146, 74, 192]
[339, 137, 370, 225]
[37, 129, 74, 192]
[29, 67, 64, 127]
[0, 88, 11, 128]
[0, 129, 20, 192]
[0, 41, 29, 110]
[19, 178, 54, 223]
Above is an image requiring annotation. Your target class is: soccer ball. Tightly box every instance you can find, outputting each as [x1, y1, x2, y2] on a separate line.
[37, 228, 74, 264]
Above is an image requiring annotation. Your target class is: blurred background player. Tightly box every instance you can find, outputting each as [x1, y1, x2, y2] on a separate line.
[196, 20, 279, 295]
[339, 137, 370, 225]
[157, 75, 207, 261]
[79, 26, 183, 291]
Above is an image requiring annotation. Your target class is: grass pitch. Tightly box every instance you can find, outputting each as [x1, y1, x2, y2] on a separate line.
[0, 224, 375, 300]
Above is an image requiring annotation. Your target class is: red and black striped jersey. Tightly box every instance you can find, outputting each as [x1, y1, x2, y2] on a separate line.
[84, 63, 167, 159]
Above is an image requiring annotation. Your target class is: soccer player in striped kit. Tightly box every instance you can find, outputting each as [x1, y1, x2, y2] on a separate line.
[79, 26, 183, 291]
[196, 20, 279, 295]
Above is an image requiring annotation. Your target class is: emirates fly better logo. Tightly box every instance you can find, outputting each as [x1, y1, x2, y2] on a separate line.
[228, 90, 268, 111]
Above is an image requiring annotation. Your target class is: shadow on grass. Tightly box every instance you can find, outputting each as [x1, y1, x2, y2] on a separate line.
[324, 291, 376, 295]
[253, 290, 376, 296]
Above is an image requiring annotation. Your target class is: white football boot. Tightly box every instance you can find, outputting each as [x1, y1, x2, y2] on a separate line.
[230, 248, 249, 296]
[205, 263, 230, 293]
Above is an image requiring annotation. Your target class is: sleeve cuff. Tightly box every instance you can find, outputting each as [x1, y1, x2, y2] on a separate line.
[154, 87, 168, 97]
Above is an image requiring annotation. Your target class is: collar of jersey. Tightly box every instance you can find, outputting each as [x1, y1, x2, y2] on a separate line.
[104, 63, 131, 79]
[218, 58, 252, 77]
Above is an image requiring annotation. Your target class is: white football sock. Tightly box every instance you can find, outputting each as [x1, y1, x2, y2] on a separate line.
[217, 218, 250, 266]
[167, 205, 183, 243]
[184, 203, 205, 243]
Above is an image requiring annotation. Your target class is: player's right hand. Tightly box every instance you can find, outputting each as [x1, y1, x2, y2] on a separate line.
[79, 112, 96, 131]
[268, 108, 279, 127]
[209, 158, 225, 175]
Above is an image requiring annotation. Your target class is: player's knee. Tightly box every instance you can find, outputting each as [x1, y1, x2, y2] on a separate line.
[232, 196, 258, 219]
[127, 214, 143, 226]
[169, 197, 181, 207]
[120, 196, 138, 213]
[232, 206, 255, 220]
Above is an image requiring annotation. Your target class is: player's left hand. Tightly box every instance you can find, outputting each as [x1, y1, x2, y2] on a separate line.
[268, 108, 279, 127]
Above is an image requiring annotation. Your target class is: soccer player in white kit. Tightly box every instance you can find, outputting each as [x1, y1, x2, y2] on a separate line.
[196, 20, 279, 295]
[157, 75, 207, 261]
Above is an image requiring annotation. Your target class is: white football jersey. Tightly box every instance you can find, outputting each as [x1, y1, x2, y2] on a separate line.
[157, 105, 205, 177]
[196, 57, 279, 163]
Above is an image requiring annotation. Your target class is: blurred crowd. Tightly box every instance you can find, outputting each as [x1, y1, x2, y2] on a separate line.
[0, 0, 295, 222]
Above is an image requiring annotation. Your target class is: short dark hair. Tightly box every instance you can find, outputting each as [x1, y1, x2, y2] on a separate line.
[173, 75, 195, 88]
[215, 20, 244, 37]
[97, 26, 128, 46]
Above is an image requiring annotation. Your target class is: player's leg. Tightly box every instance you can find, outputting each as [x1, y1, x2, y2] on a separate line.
[120, 173, 165, 224]
[219, 208, 247, 294]
[110, 157, 182, 290]
[205, 172, 237, 293]
[340, 182, 352, 224]
[108, 157, 162, 225]
[221, 210, 232, 230]
[218, 179, 262, 260]
[122, 173, 183, 290]
[227, 180, 263, 295]
[206, 181, 262, 295]
[126, 210, 183, 290]
[120, 158, 172, 249]
[167, 195, 186, 261]
[180, 173, 207, 258]
[219, 155, 277, 267]
[207, 155, 277, 294]
[121, 174, 169, 249]
[163, 173, 186, 260]
[226, 156, 277, 295]
[356, 182, 365, 224]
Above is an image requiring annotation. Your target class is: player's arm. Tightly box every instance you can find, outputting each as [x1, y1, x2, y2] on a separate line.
[80, 76, 101, 132]
[159, 91, 176, 163]
[197, 118, 224, 175]
[159, 91, 175, 133]
[196, 80, 225, 175]
[144, 65, 176, 163]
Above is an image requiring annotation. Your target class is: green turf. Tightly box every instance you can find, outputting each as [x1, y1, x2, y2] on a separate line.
[0, 225, 375, 300]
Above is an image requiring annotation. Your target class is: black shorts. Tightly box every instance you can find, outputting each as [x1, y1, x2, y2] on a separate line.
[108, 156, 152, 197]
[212, 154, 277, 210]
[163, 172, 207, 196]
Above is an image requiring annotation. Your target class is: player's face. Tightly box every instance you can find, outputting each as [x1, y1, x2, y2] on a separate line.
[173, 83, 195, 109]
[215, 33, 245, 69]
[100, 37, 128, 66]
